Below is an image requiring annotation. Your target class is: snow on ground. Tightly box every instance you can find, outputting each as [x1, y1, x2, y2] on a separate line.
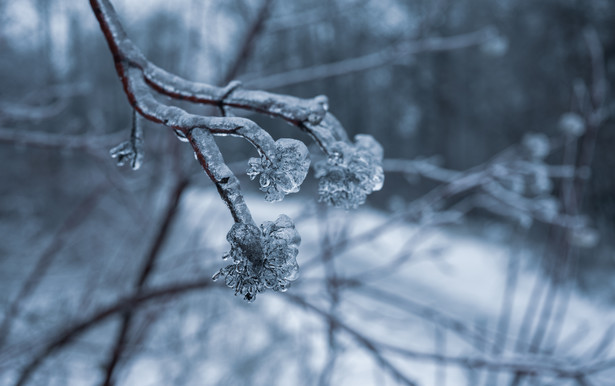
[171, 188, 615, 385]
[2, 188, 614, 385]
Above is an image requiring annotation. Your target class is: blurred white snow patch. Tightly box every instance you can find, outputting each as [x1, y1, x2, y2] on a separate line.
[5, 189, 611, 385]
[2, 1, 40, 48]
[123, 357, 179, 386]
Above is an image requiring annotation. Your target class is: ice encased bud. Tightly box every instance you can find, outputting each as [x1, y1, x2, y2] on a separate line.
[314, 134, 384, 210]
[247, 138, 310, 202]
[212, 215, 301, 302]
[109, 139, 144, 170]
[260, 215, 300, 290]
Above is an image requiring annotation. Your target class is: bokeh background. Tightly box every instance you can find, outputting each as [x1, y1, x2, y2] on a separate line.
[1, 0, 614, 385]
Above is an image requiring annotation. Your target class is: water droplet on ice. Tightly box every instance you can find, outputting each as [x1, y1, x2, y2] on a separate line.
[174, 129, 189, 142]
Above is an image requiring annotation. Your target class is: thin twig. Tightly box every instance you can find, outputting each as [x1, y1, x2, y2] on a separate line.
[241, 28, 492, 90]
[99, 178, 189, 386]
[0, 183, 109, 348]
[14, 279, 219, 386]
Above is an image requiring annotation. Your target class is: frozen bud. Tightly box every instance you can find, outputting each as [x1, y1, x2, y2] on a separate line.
[247, 138, 311, 202]
[314, 135, 385, 210]
[226, 222, 264, 264]
[558, 113, 585, 137]
[110, 139, 144, 170]
[522, 133, 550, 160]
[260, 214, 300, 291]
[212, 215, 301, 302]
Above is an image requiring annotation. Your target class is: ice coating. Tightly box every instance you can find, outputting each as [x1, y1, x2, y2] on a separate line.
[314, 134, 385, 209]
[212, 215, 301, 302]
[247, 138, 311, 202]
[109, 110, 144, 170]
[188, 128, 254, 225]
[109, 139, 143, 170]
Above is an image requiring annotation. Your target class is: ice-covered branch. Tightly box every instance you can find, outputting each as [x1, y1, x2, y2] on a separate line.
[89, 0, 384, 305]
[90, 0, 329, 126]
[89, 0, 374, 201]
[187, 128, 254, 225]
[13, 279, 217, 386]
[109, 110, 144, 170]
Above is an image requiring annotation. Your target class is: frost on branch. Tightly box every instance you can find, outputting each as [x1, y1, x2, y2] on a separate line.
[314, 134, 385, 209]
[212, 215, 300, 302]
[247, 138, 310, 202]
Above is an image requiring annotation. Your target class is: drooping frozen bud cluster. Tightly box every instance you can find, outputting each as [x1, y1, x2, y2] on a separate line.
[314, 134, 384, 210]
[247, 138, 311, 202]
[212, 215, 300, 302]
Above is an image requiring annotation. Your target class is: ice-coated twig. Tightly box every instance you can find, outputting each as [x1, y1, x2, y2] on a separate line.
[122, 66, 279, 163]
[109, 109, 144, 170]
[90, 1, 329, 126]
[241, 28, 496, 90]
[90, 0, 384, 308]
[216, 80, 242, 117]
[89, 0, 372, 208]
[187, 128, 254, 225]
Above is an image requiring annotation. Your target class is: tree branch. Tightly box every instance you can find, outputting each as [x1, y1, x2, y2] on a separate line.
[241, 28, 493, 90]
[13, 279, 218, 386]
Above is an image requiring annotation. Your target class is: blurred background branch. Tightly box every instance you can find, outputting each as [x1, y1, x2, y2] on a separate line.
[1, 0, 614, 385]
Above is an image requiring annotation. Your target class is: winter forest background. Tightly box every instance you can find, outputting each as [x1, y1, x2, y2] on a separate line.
[1, 0, 615, 385]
